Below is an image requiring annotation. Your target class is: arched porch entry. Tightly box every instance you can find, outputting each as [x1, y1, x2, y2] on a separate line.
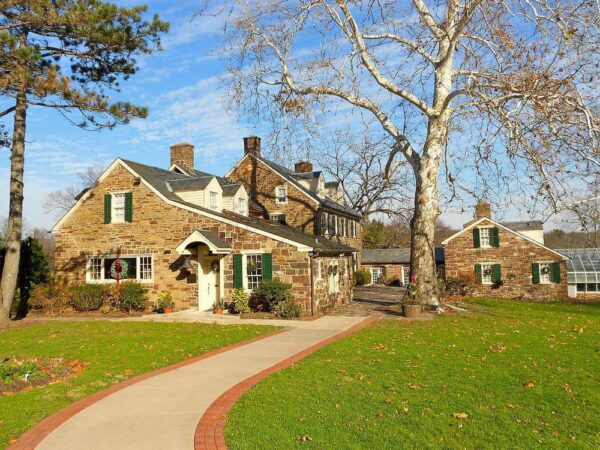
[176, 230, 230, 311]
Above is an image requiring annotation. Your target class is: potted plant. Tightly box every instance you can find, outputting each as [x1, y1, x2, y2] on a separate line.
[156, 291, 174, 314]
[402, 283, 421, 318]
[213, 299, 224, 314]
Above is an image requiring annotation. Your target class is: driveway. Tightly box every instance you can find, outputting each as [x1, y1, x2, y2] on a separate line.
[328, 285, 408, 318]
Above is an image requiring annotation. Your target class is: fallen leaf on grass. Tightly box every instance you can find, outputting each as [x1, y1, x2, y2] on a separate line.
[571, 327, 584, 334]
[523, 381, 536, 389]
[452, 412, 469, 419]
[564, 383, 572, 393]
[299, 435, 312, 442]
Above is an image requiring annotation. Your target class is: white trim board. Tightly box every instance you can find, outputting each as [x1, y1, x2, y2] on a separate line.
[441, 217, 569, 260]
[52, 159, 313, 252]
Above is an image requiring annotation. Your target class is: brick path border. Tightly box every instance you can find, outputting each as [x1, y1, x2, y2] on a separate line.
[195, 317, 378, 450]
[8, 328, 286, 450]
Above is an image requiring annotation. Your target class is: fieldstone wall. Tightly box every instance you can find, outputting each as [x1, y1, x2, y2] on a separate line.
[362, 263, 409, 284]
[312, 254, 354, 311]
[54, 162, 320, 311]
[443, 218, 568, 300]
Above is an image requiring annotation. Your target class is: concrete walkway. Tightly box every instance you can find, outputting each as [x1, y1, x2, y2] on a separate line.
[33, 316, 366, 450]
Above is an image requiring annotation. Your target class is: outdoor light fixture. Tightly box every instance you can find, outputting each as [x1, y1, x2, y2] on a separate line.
[181, 254, 191, 271]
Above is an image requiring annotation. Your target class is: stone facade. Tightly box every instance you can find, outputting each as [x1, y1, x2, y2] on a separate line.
[227, 154, 363, 251]
[443, 218, 568, 300]
[361, 263, 409, 284]
[312, 255, 354, 311]
[53, 162, 348, 313]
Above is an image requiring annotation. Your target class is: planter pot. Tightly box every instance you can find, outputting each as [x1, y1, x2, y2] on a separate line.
[402, 304, 421, 318]
[163, 307, 173, 314]
[213, 308, 224, 315]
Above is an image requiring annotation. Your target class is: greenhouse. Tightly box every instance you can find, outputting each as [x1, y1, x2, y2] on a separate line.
[556, 248, 600, 296]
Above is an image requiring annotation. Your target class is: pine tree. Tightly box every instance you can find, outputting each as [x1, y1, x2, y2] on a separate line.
[0, 1, 168, 321]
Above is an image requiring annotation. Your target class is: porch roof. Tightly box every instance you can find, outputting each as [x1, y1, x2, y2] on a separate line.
[176, 230, 231, 255]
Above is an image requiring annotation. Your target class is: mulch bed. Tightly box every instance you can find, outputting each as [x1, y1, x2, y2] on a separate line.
[0, 357, 87, 396]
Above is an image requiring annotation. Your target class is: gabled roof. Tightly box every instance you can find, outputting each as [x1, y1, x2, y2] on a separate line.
[53, 158, 355, 254]
[362, 248, 411, 264]
[167, 176, 215, 192]
[229, 153, 362, 219]
[441, 217, 569, 260]
[501, 220, 544, 231]
[222, 184, 243, 196]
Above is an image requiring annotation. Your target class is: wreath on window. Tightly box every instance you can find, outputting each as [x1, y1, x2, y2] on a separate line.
[110, 259, 129, 279]
[540, 265, 550, 275]
[483, 267, 493, 276]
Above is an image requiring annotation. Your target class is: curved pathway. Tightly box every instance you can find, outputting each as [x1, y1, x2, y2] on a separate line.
[12, 316, 370, 450]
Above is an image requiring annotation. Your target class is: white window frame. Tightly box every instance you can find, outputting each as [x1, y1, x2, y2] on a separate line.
[244, 253, 263, 291]
[402, 266, 410, 286]
[328, 261, 340, 294]
[479, 227, 492, 248]
[275, 185, 288, 204]
[237, 197, 247, 215]
[86, 254, 154, 284]
[322, 212, 329, 235]
[352, 221, 357, 238]
[538, 262, 552, 284]
[269, 212, 286, 224]
[315, 260, 322, 281]
[332, 215, 338, 235]
[110, 192, 127, 224]
[209, 191, 219, 210]
[371, 267, 384, 284]
[481, 263, 494, 285]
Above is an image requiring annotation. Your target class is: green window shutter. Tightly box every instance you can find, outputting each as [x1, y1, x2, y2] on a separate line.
[124, 192, 133, 222]
[551, 262, 561, 283]
[262, 253, 273, 281]
[492, 264, 502, 283]
[492, 227, 500, 247]
[103, 194, 112, 224]
[475, 264, 482, 284]
[473, 228, 481, 248]
[233, 254, 243, 289]
[532, 263, 540, 284]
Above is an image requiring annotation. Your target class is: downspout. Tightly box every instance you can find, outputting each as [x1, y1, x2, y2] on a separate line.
[309, 251, 315, 316]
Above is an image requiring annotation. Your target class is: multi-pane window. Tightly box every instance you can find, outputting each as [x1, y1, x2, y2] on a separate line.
[332, 215, 338, 235]
[321, 213, 329, 235]
[87, 255, 152, 283]
[237, 198, 246, 215]
[246, 254, 263, 290]
[371, 267, 384, 284]
[90, 258, 102, 281]
[140, 256, 153, 280]
[315, 261, 322, 280]
[111, 193, 126, 223]
[577, 283, 599, 292]
[275, 185, 287, 204]
[328, 262, 339, 294]
[352, 221, 357, 238]
[481, 263, 493, 284]
[402, 267, 410, 286]
[209, 191, 218, 210]
[269, 213, 286, 224]
[479, 227, 491, 247]
[538, 262, 551, 283]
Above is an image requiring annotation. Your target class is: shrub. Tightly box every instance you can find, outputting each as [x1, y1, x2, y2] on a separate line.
[273, 299, 301, 319]
[250, 279, 293, 312]
[231, 288, 250, 314]
[118, 282, 148, 313]
[28, 282, 70, 313]
[353, 270, 372, 286]
[155, 291, 174, 312]
[443, 277, 475, 297]
[69, 284, 104, 311]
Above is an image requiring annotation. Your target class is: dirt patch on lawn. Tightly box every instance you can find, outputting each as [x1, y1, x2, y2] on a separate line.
[0, 357, 87, 396]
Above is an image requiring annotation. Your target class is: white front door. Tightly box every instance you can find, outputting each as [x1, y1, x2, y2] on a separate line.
[199, 258, 220, 311]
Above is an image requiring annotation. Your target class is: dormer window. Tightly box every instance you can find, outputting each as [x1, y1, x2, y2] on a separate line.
[237, 198, 247, 215]
[275, 185, 288, 204]
[209, 191, 219, 210]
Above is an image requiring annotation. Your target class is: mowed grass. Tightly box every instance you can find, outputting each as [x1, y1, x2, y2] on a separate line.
[0, 320, 275, 448]
[226, 299, 600, 449]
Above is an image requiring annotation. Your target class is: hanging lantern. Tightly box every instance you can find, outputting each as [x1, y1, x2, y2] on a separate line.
[211, 260, 220, 272]
[181, 254, 191, 271]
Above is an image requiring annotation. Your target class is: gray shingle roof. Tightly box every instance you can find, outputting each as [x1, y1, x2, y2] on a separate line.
[361, 247, 446, 265]
[122, 159, 355, 254]
[167, 176, 214, 191]
[501, 220, 544, 231]
[257, 156, 362, 219]
[222, 184, 242, 196]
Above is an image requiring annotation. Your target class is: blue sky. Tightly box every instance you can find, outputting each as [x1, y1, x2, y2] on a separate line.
[0, 0, 571, 232]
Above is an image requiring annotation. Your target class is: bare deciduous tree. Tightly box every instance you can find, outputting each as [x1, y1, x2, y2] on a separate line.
[44, 165, 105, 218]
[212, 0, 599, 306]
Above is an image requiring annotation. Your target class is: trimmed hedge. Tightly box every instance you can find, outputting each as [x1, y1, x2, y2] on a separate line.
[353, 270, 372, 286]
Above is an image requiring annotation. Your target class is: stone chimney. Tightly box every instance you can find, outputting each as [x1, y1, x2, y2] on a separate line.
[475, 200, 492, 219]
[295, 160, 313, 173]
[243, 136, 261, 156]
[170, 143, 195, 172]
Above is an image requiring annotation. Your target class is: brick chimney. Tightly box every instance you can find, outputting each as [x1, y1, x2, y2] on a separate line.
[170, 143, 195, 172]
[243, 136, 261, 156]
[295, 160, 313, 173]
[475, 200, 492, 219]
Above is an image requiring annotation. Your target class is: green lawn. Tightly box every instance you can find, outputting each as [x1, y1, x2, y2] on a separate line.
[227, 299, 600, 449]
[0, 320, 275, 448]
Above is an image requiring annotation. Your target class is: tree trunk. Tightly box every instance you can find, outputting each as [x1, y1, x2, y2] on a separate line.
[410, 155, 441, 307]
[0, 90, 27, 322]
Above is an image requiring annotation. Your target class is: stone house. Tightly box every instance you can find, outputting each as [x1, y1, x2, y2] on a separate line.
[442, 201, 569, 300]
[52, 139, 361, 313]
[361, 248, 445, 286]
